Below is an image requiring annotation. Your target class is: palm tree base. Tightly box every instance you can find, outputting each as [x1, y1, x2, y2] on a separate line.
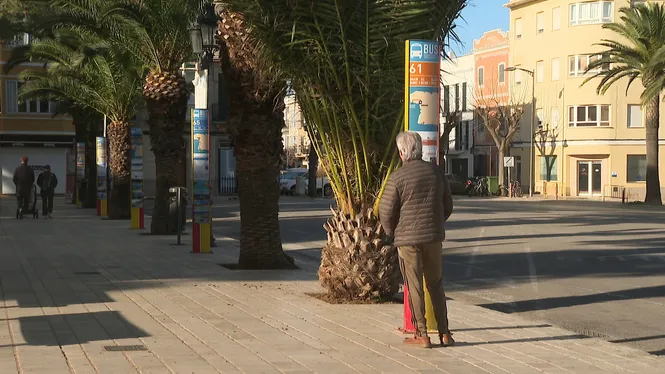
[318, 208, 401, 301]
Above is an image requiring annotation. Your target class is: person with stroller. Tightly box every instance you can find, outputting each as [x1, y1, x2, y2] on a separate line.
[37, 164, 58, 219]
[12, 156, 35, 219]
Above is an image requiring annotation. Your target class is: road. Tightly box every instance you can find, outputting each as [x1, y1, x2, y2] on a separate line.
[144, 195, 665, 356]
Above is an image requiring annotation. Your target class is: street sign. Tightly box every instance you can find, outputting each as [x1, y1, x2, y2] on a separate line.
[504, 156, 515, 168]
[405, 39, 440, 164]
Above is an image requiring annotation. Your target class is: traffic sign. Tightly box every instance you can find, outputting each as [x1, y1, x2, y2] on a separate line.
[504, 156, 515, 168]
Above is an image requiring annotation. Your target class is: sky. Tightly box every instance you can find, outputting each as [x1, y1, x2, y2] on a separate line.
[451, 0, 510, 56]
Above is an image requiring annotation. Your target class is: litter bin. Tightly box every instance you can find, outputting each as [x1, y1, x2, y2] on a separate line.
[168, 187, 187, 234]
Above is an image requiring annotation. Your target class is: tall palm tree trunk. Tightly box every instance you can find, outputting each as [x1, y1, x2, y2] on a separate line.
[235, 112, 296, 269]
[106, 121, 131, 219]
[143, 71, 189, 234]
[644, 95, 662, 205]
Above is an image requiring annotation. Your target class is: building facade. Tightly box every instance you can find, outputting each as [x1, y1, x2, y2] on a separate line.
[507, 0, 665, 198]
[282, 86, 311, 169]
[441, 52, 475, 178]
[472, 29, 514, 179]
[0, 33, 73, 195]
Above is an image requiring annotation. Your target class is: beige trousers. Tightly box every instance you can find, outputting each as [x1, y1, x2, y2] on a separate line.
[398, 242, 450, 336]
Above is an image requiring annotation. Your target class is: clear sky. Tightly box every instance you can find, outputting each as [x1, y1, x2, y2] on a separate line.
[451, 0, 510, 56]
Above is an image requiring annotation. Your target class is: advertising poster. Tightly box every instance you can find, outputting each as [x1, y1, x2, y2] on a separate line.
[191, 109, 210, 224]
[130, 128, 144, 208]
[76, 142, 85, 179]
[65, 149, 75, 203]
[96, 137, 107, 200]
[405, 40, 441, 164]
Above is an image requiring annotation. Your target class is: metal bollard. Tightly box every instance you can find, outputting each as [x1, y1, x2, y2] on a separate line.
[168, 187, 186, 245]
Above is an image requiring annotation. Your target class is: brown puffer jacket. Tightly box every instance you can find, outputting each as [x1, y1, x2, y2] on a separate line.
[378, 160, 453, 247]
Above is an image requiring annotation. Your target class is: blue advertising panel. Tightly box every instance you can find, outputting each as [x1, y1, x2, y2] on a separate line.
[130, 128, 144, 209]
[96, 137, 107, 200]
[191, 109, 210, 224]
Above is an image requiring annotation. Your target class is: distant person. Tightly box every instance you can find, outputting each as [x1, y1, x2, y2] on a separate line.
[37, 164, 58, 219]
[379, 131, 454, 348]
[12, 156, 35, 219]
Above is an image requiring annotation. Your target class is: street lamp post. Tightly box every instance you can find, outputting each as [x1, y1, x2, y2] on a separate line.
[505, 66, 535, 197]
[188, 1, 219, 253]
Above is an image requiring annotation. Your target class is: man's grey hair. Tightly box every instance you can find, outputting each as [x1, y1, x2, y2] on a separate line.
[396, 131, 423, 161]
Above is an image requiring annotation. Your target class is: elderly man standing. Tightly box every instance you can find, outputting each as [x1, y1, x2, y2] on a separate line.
[379, 131, 454, 348]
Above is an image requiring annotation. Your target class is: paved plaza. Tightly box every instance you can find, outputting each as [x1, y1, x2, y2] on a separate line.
[1, 197, 665, 373]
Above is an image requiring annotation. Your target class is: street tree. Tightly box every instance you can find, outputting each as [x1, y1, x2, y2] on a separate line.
[216, 6, 295, 269]
[583, 3, 665, 205]
[474, 79, 527, 195]
[221, 0, 467, 300]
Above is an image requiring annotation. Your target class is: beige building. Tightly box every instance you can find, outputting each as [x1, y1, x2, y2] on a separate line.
[506, 0, 665, 199]
[282, 86, 311, 168]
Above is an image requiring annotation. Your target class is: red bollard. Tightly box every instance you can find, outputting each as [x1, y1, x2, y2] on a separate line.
[400, 278, 438, 334]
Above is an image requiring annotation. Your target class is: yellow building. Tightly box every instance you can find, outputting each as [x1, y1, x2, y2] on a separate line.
[0, 33, 74, 195]
[506, 0, 665, 200]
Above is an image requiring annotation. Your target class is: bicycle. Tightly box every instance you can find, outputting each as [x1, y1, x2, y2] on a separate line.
[510, 181, 523, 198]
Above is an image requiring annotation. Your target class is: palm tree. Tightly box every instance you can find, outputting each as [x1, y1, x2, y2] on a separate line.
[5, 28, 143, 218]
[222, 0, 467, 299]
[32, 0, 199, 232]
[216, 7, 295, 269]
[583, 4, 665, 205]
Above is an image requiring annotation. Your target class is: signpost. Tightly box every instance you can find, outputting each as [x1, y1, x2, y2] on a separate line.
[75, 142, 85, 207]
[402, 39, 441, 334]
[96, 137, 108, 216]
[130, 128, 144, 229]
[191, 108, 212, 253]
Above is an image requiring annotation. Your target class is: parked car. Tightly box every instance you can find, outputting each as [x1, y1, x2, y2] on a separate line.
[280, 168, 332, 197]
[446, 174, 467, 195]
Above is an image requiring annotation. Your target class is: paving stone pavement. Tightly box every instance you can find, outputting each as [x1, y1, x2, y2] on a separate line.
[1, 198, 664, 373]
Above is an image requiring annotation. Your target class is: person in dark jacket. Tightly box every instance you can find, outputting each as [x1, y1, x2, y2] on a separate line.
[379, 131, 454, 348]
[12, 156, 36, 219]
[37, 164, 58, 218]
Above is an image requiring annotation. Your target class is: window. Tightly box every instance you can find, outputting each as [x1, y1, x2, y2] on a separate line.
[478, 67, 484, 86]
[443, 85, 450, 113]
[627, 155, 647, 182]
[536, 60, 544, 82]
[536, 108, 544, 129]
[462, 82, 467, 111]
[4, 80, 54, 114]
[570, 1, 613, 26]
[568, 54, 609, 77]
[551, 106, 560, 128]
[551, 58, 560, 81]
[553, 7, 561, 30]
[454, 84, 460, 111]
[540, 156, 558, 181]
[568, 104, 611, 127]
[627, 104, 643, 128]
[536, 12, 545, 34]
[2, 33, 31, 47]
[515, 18, 523, 39]
[498, 63, 506, 84]
[477, 116, 485, 133]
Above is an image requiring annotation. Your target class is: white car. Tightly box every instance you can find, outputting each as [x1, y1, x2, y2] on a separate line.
[280, 168, 332, 197]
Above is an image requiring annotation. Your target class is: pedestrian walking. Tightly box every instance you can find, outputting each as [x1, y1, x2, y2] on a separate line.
[379, 131, 455, 348]
[37, 164, 58, 219]
[12, 156, 35, 219]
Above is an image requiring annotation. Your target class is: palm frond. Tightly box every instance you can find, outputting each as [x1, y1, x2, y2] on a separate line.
[222, 0, 467, 215]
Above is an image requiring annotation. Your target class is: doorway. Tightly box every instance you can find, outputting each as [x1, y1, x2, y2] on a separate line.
[451, 158, 469, 179]
[577, 161, 602, 195]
